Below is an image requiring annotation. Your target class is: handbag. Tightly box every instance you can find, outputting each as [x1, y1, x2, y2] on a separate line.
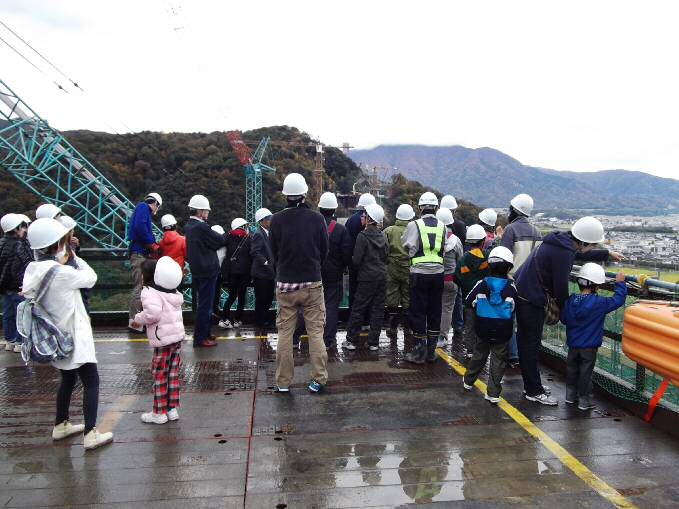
[531, 245, 561, 325]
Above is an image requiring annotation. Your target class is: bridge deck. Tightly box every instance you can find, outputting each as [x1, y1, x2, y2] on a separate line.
[1, 328, 678, 508]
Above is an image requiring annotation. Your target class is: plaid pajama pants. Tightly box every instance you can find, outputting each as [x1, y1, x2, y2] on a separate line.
[151, 342, 182, 414]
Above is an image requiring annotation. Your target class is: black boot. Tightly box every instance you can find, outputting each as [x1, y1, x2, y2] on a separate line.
[402, 308, 412, 336]
[386, 311, 398, 339]
[426, 335, 438, 363]
[405, 338, 426, 365]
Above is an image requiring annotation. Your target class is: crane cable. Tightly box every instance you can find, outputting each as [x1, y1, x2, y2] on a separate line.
[0, 20, 81, 91]
[0, 33, 67, 93]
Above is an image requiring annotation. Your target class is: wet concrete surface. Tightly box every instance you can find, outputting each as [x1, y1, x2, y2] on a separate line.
[0, 327, 678, 508]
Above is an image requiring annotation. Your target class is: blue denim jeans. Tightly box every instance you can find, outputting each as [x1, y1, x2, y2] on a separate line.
[3, 292, 24, 343]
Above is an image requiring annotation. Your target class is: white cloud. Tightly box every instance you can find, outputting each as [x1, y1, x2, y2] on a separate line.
[1, 0, 678, 177]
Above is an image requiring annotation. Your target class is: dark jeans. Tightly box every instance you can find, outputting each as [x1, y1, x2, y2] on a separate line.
[567, 347, 597, 398]
[464, 338, 508, 397]
[407, 272, 444, 338]
[193, 275, 217, 344]
[347, 279, 386, 346]
[2, 291, 23, 343]
[253, 277, 275, 327]
[56, 363, 99, 434]
[452, 288, 464, 331]
[221, 274, 249, 323]
[516, 300, 546, 396]
[348, 267, 369, 327]
[323, 279, 343, 347]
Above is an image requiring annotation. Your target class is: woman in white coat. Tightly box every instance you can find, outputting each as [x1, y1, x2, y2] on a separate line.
[23, 218, 113, 450]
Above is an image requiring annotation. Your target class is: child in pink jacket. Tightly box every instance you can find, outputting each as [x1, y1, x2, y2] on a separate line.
[131, 256, 185, 424]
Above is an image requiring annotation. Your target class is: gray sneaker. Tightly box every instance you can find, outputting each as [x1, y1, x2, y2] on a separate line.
[525, 393, 558, 406]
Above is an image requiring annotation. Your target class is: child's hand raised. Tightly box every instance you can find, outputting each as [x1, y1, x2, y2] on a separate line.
[615, 272, 625, 283]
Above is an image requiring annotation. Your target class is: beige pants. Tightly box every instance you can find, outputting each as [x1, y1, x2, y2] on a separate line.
[275, 282, 328, 387]
[129, 253, 146, 319]
[440, 280, 459, 337]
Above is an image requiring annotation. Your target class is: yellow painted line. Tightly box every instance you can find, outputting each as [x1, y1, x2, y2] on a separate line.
[94, 332, 368, 343]
[436, 348, 638, 509]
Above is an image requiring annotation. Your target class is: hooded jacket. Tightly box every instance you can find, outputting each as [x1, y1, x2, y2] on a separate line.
[453, 248, 489, 299]
[500, 216, 542, 277]
[466, 276, 518, 342]
[321, 216, 352, 283]
[0, 236, 33, 293]
[22, 257, 97, 370]
[384, 219, 411, 271]
[514, 231, 610, 308]
[452, 217, 467, 244]
[159, 230, 187, 269]
[352, 225, 389, 282]
[560, 281, 627, 349]
[185, 218, 226, 278]
[127, 202, 157, 255]
[134, 286, 185, 348]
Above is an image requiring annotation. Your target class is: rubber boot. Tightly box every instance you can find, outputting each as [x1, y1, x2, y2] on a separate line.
[402, 309, 412, 336]
[386, 311, 398, 339]
[405, 338, 426, 365]
[426, 335, 438, 363]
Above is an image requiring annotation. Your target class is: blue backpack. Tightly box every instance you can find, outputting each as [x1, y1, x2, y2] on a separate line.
[16, 265, 74, 364]
[473, 277, 515, 342]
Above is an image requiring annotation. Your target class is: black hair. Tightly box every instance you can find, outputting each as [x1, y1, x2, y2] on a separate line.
[189, 208, 198, 215]
[34, 240, 60, 261]
[482, 223, 494, 232]
[163, 225, 177, 232]
[468, 238, 485, 249]
[286, 196, 305, 207]
[141, 259, 157, 287]
[507, 206, 521, 224]
[145, 197, 157, 205]
[577, 278, 599, 293]
[420, 206, 437, 215]
[319, 207, 335, 218]
[489, 260, 512, 278]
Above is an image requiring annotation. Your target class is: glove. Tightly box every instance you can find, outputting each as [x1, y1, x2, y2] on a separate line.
[149, 243, 161, 259]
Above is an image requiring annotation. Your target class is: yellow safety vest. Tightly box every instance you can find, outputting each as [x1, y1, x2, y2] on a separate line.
[411, 219, 445, 265]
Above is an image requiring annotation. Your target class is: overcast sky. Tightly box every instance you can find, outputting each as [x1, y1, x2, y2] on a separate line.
[2, 0, 678, 178]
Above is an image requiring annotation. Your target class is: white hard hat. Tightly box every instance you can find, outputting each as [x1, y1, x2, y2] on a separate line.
[436, 208, 454, 226]
[18, 214, 31, 224]
[365, 203, 384, 224]
[396, 204, 415, 221]
[59, 215, 77, 231]
[161, 214, 177, 228]
[146, 192, 163, 207]
[571, 216, 605, 244]
[418, 192, 439, 207]
[488, 246, 514, 265]
[466, 224, 486, 242]
[479, 208, 497, 227]
[318, 192, 339, 209]
[154, 256, 183, 290]
[27, 218, 69, 249]
[188, 194, 211, 211]
[1, 213, 23, 233]
[357, 193, 376, 209]
[510, 193, 534, 216]
[231, 217, 248, 230]
[577, 263, 606, 285]
[35, 203, 62, 220]
[255, 208, 273, 223]
[440, 195, 458, 211]
[211, 224, 225, 235]
[282, 173, 308, 196]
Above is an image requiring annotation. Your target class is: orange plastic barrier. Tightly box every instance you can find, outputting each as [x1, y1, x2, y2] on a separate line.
[622, 301, 679, 388]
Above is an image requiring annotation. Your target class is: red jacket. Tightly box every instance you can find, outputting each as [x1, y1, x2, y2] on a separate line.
[159, 231, 187, 269]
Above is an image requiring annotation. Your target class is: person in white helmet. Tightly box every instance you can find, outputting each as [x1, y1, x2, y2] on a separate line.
[342, 203, 388, 351]
[478, 208, 500, 250]
[269, 173, 329, 393]
[435, 208, 463, 348]
[560, 265, 627, 411]
[0, 213, 32, 352]
[383, 204, 415, 338]
[59, 216, 91, 313]
[184, 195, 227, 348]
[35, 203, 62, 220]
[158, 214, 187, 270]
[345, 193, 376, 316]
[462, 246, 518, 403]
[22, 218, 112, 450]
[249, 208, 276, 330]
[500, 193, 542, 366]
[439, 195, 466, 338]
[219, 218, 252, 329]
[126, 192, 162, 332]
[514, 216, 624, 406]
[317, 192, 352, 348]
[401, 192, 457, 364]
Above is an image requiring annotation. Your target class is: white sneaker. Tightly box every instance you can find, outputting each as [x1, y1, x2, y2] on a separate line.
[342, 341, 356, 351]
[167, 408, 179, 421]
[218, 320, 233, 329]
[369, 345, 379, 351]
[436, 336, 447, 348]
[523, 385, 552, 396]
[83, 428, 113, 450]
[141, 412, 168, 424]
[232, 320, 243, 328]
[525, 393, 558, 406]
[13, 343, 22, 353]
[485, 394, 500, 404]
[52, 421, 85, 440]
[5, 342, 13, 351]
[463, 381, 473, 391]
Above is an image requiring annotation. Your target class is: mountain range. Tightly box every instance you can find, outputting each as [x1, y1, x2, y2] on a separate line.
[349, 145, 679, 213]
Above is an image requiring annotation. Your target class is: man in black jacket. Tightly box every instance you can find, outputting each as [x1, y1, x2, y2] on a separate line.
[0, 213, 32, 352]
[185, 195, 227, 348]
[318, 192, 352, 348]
[250, 208, 275, 330]
[270, 173, 329, 393]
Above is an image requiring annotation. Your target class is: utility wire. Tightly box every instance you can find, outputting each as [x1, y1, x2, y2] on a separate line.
[0, 34, 67, 93]
[0, 19, 82, 90]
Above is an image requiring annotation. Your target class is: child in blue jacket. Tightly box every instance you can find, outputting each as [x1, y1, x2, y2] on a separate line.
[560, 264, 627, 410]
